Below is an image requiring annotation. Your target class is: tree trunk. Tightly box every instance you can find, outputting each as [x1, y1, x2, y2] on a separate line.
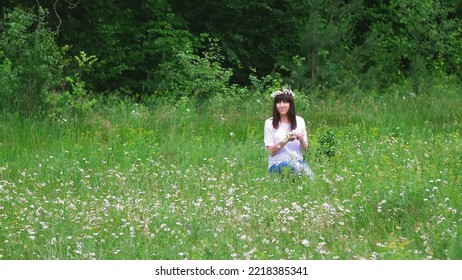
[311, 47, 316, 81]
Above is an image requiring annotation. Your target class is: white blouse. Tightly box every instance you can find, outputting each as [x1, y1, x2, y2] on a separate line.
[264, 116, 308, 169]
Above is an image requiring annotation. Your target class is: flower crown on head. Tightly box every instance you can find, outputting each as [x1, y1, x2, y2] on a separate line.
[270, 88, 295, 98]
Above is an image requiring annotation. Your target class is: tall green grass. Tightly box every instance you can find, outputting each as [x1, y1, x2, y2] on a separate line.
[0, 85, 461, 260]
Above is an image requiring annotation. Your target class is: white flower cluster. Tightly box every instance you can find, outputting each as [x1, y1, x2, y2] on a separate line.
[282, 129, 301, 143]
[271, 88, 295, 98]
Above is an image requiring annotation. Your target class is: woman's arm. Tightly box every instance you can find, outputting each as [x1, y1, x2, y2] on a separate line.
[295, 116, 309, 153]
[297, 134, 308, 152]
[266, 140, 288, 156]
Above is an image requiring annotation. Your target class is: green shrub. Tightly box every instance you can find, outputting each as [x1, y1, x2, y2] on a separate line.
[315, 128, 338, 160]
[0, 7, 64, 115]
[44, 51, 98, 120]
[153, 35, 233, 101]
[0, 55, 18, 111]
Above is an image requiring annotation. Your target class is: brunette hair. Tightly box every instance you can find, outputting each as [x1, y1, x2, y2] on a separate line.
[272, 94, 297, 130]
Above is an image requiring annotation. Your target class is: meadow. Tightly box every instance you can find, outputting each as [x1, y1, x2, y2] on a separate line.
[0, 84, 461, 260]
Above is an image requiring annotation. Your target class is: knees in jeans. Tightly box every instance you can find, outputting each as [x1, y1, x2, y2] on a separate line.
[269, 160, 315, 180]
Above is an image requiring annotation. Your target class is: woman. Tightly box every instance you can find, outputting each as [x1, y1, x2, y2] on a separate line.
[264, 88, 314, 179]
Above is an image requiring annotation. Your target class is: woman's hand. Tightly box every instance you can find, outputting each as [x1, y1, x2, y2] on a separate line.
[284, 131, 302, 142]
[283, 132, 295, 142]
[287, 133, 297, 142]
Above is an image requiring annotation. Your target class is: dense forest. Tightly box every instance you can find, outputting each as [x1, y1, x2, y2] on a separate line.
[1, 0, 461, 115]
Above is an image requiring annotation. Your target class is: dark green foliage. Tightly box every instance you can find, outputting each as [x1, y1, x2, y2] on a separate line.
[0, 52, 17, 111]
[1, 0, 461, 99]
[358, 0, 462, 88]
[169, 0, 297, 84]
[290, 0, 363, 90]
[0, 7, 64, 115]
[152, 35, 233, 101]
[45, 51, 98, 119]
[30, 0, 232, 98]
[55, 0, 183, 95]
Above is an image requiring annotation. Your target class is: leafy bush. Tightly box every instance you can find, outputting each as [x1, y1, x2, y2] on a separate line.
[0, 54, 18, 111]
[0, 7, 97, 119]
[44, 51, 98, 120]
[152, 35, 233, 101]
[315, 128, 338, 160]
[0, 7, 64, 115]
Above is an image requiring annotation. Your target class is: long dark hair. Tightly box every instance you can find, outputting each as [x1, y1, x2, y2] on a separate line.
[272, 94, 297, 130]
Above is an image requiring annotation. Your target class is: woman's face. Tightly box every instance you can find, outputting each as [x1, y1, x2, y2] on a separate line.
[276, 100, 290, 116]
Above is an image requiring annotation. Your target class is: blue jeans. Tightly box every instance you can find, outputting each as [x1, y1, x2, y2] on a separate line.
[268, 160, 315, 179]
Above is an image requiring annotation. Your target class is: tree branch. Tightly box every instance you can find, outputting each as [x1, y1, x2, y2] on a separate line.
[53, 0, 81, 37]
[65, 0, 81, 9]
[54, 0, 62, 37]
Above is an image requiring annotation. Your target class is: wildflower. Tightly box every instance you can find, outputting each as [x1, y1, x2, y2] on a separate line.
[291, 202, 303, 213]
[270, 88, 295, 98]
[27, 229, 36, 237]
[282, 129, 302, 143]
[75, 243, 84, 255]
[244, 248, 257, 260]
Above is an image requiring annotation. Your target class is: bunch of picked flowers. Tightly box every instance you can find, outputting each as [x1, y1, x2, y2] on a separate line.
[282, 129, 302, 143]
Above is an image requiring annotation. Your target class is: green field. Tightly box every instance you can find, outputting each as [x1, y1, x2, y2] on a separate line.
[1, 85, 461, 260]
